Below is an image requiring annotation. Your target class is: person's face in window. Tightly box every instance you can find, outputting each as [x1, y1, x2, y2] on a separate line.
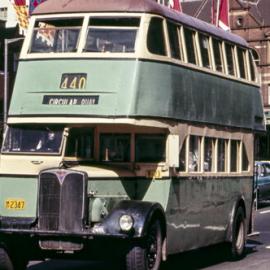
[48, 131, 55, 141]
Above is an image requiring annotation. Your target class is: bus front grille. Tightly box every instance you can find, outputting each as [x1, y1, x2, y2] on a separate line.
[38, 169, 87, 232]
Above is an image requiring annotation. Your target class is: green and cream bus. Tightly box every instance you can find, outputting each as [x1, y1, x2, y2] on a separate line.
[0, 0, 265, 269]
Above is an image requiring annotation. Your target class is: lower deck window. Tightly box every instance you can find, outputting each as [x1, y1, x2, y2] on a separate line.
[100, 134, 130, 162]
[65, 128, 93, 159]
[204, 137, 214, 172]
[135, 134, 165, 162]
[242, 144, 249, 171]
[217, 139, 226, 172]
[188, 135, 201, 172]
[230, 140, 238, 172]
[179, 135, 249, 174]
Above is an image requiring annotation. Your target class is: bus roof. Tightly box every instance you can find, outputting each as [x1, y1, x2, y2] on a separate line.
[33, 0, 248, 48]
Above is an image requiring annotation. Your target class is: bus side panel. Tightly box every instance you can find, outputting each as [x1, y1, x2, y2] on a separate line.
[166, 176, 253, 254]
[137, 178, 171, 209]
[133, 61, 263, 131]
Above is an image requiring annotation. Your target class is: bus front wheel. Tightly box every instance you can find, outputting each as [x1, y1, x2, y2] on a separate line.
[126, 219, 162, 270]
[0, 246, 28, 270]
[229, 206, 246, 260]
[0, 247, 13, 270]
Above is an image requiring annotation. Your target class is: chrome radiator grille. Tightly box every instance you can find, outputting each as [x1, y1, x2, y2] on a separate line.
[38, 169, 87, 232]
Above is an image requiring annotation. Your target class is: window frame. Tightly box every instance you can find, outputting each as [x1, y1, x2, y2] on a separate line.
[182, 27, 199, 65]
[99, 133, 131, 162]
[198, 32, 212, 69]
[135, 134, 166, 163]
[212, 37, 225, 73]
[146, 16, 167, 57]
[22, 14, 142, 59]
[236, 46, 248, 80]
[178, 135, 249, 175]
[224, 42, 237, 76]
[203, 137, 216, 172]
[247, 50, 257, 82]
[83, 17, 140, 53]
[166, 20, 184, 61]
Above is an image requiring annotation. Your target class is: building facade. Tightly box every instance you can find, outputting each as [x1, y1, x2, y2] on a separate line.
[182, 0, 270, 159]
[229, 0, 270, 158]
[0, 0, 23, 132]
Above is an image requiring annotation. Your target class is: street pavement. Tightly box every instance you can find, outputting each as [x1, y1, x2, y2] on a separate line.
[27, 204, 270, 270]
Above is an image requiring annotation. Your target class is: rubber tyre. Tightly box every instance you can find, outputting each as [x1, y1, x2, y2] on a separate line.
[11, 258, 28, 270]
[126, 220, 162, 270]
[0, 247, 13, 270]
[229, 207, 246, 260]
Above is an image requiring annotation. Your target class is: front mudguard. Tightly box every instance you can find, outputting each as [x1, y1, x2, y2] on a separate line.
[98, 200, 166, 238]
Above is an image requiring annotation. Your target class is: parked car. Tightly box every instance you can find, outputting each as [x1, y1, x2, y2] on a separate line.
[255, 161, 270, 202]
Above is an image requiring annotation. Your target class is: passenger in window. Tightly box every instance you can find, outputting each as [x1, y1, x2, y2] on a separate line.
[188, 150, 198, 171]
[100, 134, 130, 162]
[36, 131, 58, 152]
[101, 41, 113, 52]
[65, 128, 93, 159]
[204, 150, 212, 171]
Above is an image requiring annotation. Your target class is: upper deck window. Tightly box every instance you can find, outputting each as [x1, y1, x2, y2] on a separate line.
[225, 43, 236, 76]
[199, 33, 211, 69]
[237, 47, 247, 79]
[167, 21, 183, 60]
[183, 28, 197, 65]
[84, 17, 139, 53]
[147, 17, 166, 56]
[29, 18, 83, 53]
[212, 38, 224, 73]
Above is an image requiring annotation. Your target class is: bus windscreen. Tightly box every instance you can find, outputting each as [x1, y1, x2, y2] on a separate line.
[2, 126, 64, 154]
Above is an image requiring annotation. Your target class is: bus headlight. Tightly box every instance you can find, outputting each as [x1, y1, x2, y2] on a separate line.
[119, 214, 134, 232]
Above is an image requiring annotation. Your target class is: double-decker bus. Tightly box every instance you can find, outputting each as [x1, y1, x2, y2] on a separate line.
[0, 0, 265, 269]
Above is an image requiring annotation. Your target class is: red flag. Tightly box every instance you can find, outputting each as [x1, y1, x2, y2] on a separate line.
[214, 0, 230, 31]
[13, 0, 26, 6]
[169, 0, 182, 12]
[218, 0, 229, 30]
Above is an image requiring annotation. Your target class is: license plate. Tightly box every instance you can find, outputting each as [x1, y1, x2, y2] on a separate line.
[5, 199, 25, 210]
